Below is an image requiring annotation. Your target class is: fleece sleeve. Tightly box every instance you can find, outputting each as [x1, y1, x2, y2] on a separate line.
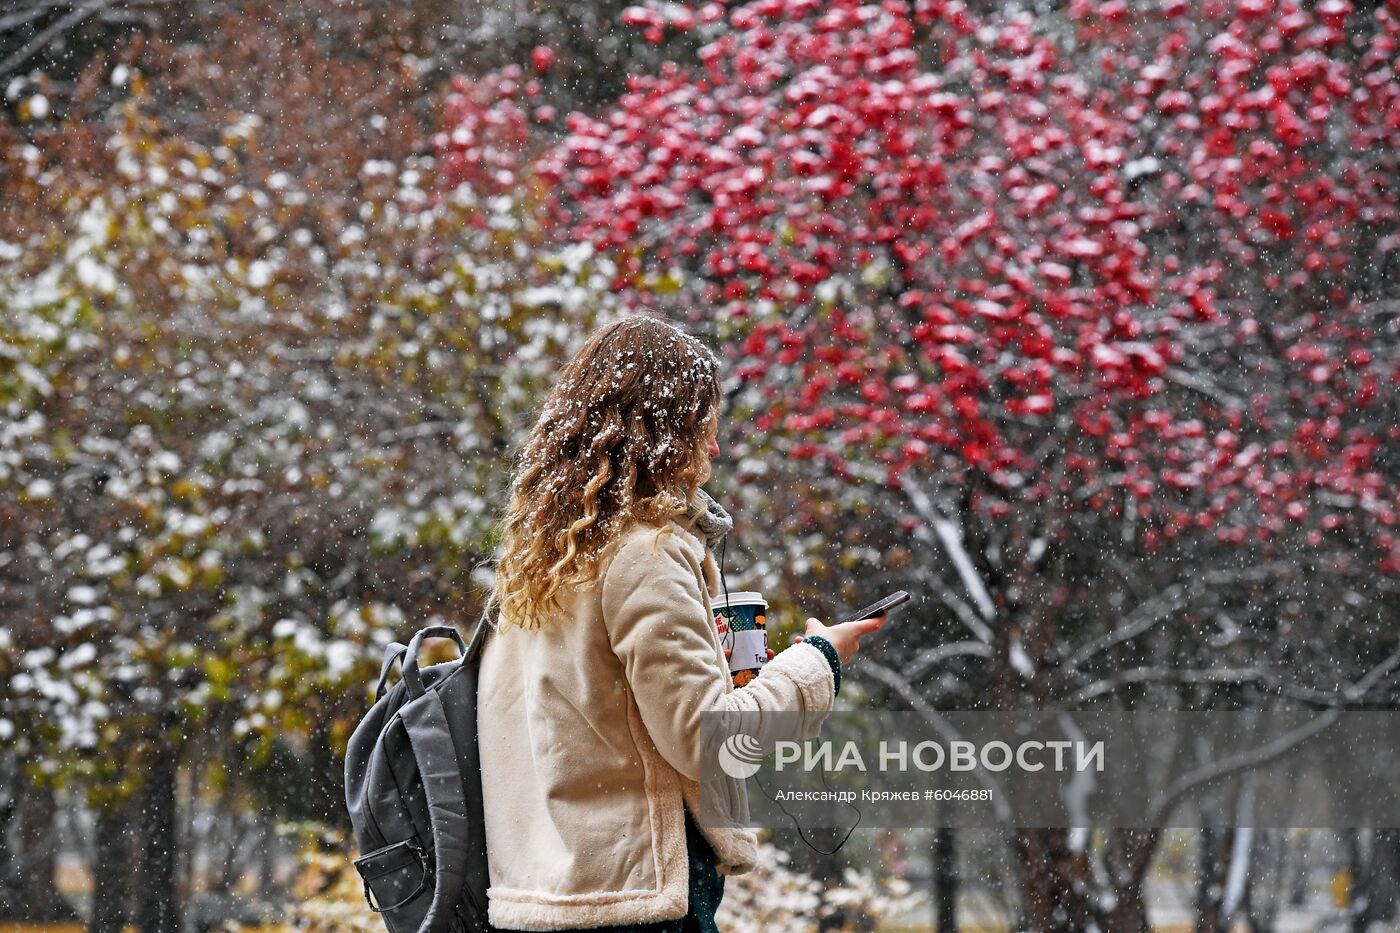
[600, 526, 836, 783]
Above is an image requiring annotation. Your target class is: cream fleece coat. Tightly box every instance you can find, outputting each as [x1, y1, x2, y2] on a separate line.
[477, 512, 837, 931]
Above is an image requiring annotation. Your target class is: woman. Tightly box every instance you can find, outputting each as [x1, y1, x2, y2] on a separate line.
[476, 316, 887, 932]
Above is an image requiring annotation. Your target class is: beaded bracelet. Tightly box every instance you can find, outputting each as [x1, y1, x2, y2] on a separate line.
[800, 635, 841, 698]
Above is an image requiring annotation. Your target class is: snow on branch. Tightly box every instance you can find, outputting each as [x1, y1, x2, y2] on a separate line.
[897, 475, 996, 623]
[1065, 561, 1299, 672]
[1065, 666, 1350, 707]
[901, 640, 994, 682]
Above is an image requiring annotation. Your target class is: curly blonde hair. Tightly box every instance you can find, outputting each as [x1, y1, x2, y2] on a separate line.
[484, 315, 722, 631]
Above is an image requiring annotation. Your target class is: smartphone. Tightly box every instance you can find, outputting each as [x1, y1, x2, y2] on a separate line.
[836, 590, 909, 626]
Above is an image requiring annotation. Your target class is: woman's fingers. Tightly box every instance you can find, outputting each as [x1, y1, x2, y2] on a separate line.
[846, 614, 886, 643]
[845, 615, 887, 654]
[716, 615, 734, 659]
[857, 613, 887, 631]
[791, 613, 890, 660]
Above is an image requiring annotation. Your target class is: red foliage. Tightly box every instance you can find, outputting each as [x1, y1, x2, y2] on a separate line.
[439, 0, 1399, 569]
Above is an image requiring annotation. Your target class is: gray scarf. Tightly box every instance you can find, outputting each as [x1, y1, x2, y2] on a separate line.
[681, 487, 733, 553]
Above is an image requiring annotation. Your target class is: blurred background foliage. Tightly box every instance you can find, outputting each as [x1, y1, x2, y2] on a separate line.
[1, 0, 1397, 931]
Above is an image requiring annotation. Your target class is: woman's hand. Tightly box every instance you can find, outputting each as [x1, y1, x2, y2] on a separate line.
[794, 614, 887, 664]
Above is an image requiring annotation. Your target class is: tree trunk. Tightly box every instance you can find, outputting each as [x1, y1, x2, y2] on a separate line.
[1349, 830, 1369, 933]
[310, 717, 347, 827]
[1102, 829, 1159, 933]
[1252, 829, 1285, 933]
[1237, 831, 1255, 930]
[134, 721, 182, 933]
[88, 794, 135, 933]
[0, 754, 18, 918]
[1287, 831, 1310, 907]
[1345, 827, 1400, 931]
[1195, 827, 1231, 933]
[15, 781, 79, 922]
[258, 812, 277, 899]
[932, 827, 957, 931]
[1015, 828, 1092, 933]
[1370, 829, 1400, 922]
[1016, 828, 1051, 931]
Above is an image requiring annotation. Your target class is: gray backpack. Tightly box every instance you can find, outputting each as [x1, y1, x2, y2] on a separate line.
[344, 618, 498, 933]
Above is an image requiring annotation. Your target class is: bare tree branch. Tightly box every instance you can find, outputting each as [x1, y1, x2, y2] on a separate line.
[1145, 710, 1338, 825]
[855, 657, 1013, 822]
[897, 473, 996, 622]
[0, 0, 110, 78]
[1161, 366, 1248, 409]
[1064, 560, 1299, 673]
[1144, 645, 1400, 822]
[1064, 667, 1341, 706]
[903, 639, 993, 682]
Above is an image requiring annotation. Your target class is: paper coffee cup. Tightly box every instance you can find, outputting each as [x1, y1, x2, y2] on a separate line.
[713, 592, 768, 687]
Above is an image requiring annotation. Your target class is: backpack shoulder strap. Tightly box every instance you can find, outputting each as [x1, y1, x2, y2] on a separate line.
[464, 606, 493, 664]
[399, 686, 469, 933]
[375, 642, 409, 701]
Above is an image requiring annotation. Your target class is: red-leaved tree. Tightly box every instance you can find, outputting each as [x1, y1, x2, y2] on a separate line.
[439, 0, 1399, 927]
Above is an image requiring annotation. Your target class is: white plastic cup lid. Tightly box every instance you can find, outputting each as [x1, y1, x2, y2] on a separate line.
[712, 591, 767, 610]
